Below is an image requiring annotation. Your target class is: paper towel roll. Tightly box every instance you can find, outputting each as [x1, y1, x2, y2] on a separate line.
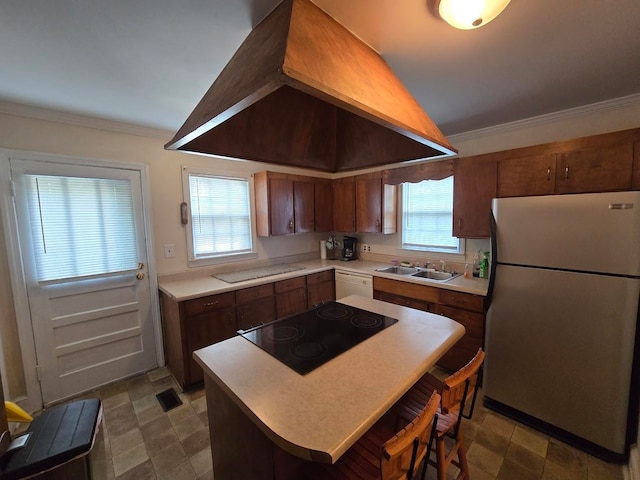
[320, 240, 327, 259]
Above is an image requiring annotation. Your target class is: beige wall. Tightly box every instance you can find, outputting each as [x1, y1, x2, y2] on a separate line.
[0, 97, 639, 402]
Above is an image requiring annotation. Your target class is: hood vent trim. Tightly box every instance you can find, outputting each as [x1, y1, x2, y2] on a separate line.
[165, 0, 456, 172]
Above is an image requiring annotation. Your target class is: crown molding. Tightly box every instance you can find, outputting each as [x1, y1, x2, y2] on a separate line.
[447, 93, 640, 145]
[0, 99, 174, 140]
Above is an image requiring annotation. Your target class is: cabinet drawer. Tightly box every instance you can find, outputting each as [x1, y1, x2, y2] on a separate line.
[435, 305, 484, 338]
[374, 291, 432, 312]
[185, 291, 236, 316]
[275, 276, 306, 293]
[437, 289, 484, 313]
[373, 278, 439, 303]
[306, 270, 333, 285]
[236, 283, 274, 303]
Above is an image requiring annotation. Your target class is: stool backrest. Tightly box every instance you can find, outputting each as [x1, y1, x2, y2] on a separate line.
[440, 348, 485, 416]
[381, 391, 440, 480]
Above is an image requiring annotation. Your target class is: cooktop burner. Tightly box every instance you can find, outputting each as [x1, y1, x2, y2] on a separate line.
[238, 301, 398, 375]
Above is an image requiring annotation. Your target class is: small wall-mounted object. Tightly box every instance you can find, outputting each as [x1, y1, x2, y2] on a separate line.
[180, 202, 188, 225]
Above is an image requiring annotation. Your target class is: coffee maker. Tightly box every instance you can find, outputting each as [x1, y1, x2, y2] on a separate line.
[341, 236, 358, 261]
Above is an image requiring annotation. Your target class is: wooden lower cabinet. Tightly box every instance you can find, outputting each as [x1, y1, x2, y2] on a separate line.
[373, 290, 433, 312]
[373, 277, 485, 372]
[237, 283, 276, 331]
[161, 291, 237, 389]
[275, 276, 308, 318]
[306, 270, 335, 307]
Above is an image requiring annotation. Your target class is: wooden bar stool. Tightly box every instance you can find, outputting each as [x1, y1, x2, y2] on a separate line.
[305, 391, 441, 480]
[394, 348, 485, 480]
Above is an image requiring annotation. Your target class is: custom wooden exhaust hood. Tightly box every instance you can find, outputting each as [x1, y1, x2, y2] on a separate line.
[165, 0, 457, 172]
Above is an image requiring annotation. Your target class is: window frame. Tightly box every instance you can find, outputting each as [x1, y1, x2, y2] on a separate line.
[182, 166, 257, 267]
[399, 178, 465, 256]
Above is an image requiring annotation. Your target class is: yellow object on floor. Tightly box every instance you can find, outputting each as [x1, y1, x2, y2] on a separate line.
[5, 401, 32, 422]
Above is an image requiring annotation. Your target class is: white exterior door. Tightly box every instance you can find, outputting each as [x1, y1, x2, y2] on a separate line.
[10, 158, 158, 405]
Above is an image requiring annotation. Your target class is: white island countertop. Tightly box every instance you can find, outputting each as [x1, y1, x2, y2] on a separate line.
[193, 295, 465, 464]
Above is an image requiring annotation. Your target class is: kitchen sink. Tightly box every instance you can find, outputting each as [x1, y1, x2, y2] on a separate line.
[375, 266, 420, 275]
[411, 270, 460, 281]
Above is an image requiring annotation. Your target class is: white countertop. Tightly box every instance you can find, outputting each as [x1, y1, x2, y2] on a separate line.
[158, 258, 489, 301]
[193, 295, 465, 463]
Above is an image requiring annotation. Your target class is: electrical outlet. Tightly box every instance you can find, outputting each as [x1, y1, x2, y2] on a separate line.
[367, 245, 371, 252]
[362, 244, 368, 252]
[164, 244, 175, 258]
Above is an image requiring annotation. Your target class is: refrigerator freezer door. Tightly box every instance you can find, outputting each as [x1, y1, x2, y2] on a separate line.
[492, 191, 640, 276]
[485, 264, 640, 454]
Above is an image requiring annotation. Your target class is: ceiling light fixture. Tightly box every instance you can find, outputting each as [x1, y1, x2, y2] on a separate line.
[430, 0, 511, 30]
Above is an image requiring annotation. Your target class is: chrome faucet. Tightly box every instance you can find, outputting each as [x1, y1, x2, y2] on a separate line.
[440, 260, 446, 272]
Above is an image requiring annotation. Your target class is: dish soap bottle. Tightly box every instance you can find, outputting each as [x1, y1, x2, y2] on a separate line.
[479, 252, 490, 279]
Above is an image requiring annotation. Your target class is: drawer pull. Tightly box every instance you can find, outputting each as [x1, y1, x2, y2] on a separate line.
[204, 301, 219, 307]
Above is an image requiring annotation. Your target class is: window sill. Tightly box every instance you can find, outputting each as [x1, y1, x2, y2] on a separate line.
[188, 251, 258, 268]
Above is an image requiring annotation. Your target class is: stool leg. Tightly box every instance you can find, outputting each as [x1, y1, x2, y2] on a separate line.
[455, 428, 470, 480]
[436, 436, 447, 480]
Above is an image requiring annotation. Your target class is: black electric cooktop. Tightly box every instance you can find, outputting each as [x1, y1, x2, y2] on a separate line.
[238, 301, 398, 375]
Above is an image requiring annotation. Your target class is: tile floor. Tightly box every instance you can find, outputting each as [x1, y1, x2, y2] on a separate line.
[52, 366, 624, 479]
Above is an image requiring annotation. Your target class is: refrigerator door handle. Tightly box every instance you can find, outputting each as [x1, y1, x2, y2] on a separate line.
[486, 210, 498, 309]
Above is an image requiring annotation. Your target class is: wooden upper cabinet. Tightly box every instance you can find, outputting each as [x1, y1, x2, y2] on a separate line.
[555, 142, 633, 194]
[453, 156, 497, 238]
[293, 180, 314, 233]
[255, 171, 316, 236]
[333, 178, 356, 232]
[633, 141, 640, 190]
[498, 154, 556, 197]
[355, 173, 396, 234]
[314, 181, 334, 232]
[269, 177, 295, 235]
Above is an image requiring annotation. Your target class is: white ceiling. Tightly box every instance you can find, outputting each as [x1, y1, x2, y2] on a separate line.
[1, 0, 639, 137]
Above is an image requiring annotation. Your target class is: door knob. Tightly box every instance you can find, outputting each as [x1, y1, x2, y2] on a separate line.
[136, 272, 145, 280]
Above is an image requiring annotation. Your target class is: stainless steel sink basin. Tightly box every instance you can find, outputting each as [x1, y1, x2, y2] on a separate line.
[375, 266, 420, 275]
[411, 270, 460, 281]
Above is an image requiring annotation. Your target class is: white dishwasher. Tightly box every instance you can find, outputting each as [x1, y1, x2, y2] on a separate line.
[335, 270, 373, 300]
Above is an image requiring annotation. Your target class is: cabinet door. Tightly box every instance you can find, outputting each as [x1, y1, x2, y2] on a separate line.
[433, 304, 484, 372]
[333, 180, 356, 232]
[314, 181, 334, 232]
[497, 154, 556, 197]
[186, 306, 237, 384]
[269, 177, 294, 235]
[555, 143, 633, 194]
[356, 177, 382, 232]
[294, 181, 314, 233]
[453, 156, 497, 238]
[276, 288, 308, 318]
[307, 281, 335, 308]
[237, 297, 276, 331]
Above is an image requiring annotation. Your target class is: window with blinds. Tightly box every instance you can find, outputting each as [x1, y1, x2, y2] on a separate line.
[187, 173, 254, 260]
[402, 176, 463, 253]
[25, 175, 138, 282]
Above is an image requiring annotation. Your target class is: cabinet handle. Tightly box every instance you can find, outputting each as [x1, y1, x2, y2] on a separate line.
[289, 220, 293, 229]
[547, 167, 551, 181]
[375, 219, 380, 227]
[564, 165, 569, 180]
[204, 301, 219, 307]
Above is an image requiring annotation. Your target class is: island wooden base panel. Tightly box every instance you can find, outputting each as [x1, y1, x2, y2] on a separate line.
[205, 377, 308, 480]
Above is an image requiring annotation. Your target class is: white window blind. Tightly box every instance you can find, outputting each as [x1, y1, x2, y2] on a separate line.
[402, 176, 462, 252]
[25, 175, 138, 282]
[188, 174, 253, 258]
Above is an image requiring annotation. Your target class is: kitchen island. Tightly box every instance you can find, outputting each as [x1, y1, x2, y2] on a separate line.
[194, 295, 465, 480]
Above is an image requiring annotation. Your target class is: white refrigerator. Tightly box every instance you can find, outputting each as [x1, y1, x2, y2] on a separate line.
[485, 191, 640, 460]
